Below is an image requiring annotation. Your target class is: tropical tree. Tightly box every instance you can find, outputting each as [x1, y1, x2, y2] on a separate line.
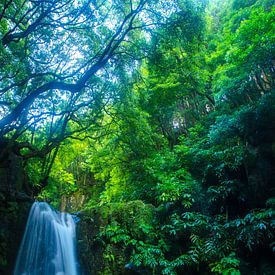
[0, 0, 181, 189]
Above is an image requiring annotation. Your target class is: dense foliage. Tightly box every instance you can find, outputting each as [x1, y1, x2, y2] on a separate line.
[1, 0, 274, 274]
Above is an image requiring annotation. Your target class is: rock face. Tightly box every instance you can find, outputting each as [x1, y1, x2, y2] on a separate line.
[0, 201, 32, 274]
[77, 201, 155, 275]
[0, 146, 33, 274]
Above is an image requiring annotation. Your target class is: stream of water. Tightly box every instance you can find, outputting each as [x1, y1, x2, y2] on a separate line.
[14, 202, 79, 275]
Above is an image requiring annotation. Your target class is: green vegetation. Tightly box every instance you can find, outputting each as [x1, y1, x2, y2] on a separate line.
[0, 0, 274, 274]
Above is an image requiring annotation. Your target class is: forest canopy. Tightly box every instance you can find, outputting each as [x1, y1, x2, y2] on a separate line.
[0, 0, 274, 274]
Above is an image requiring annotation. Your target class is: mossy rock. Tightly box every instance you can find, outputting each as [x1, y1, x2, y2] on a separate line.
[0, 198, 32, 275]
[77, 200, 155, 274]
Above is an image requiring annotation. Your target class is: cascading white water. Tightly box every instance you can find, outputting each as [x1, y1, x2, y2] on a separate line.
[14, 202, 79, 275]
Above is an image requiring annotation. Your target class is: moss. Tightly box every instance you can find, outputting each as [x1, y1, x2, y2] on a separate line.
[77, 200, 155, 274]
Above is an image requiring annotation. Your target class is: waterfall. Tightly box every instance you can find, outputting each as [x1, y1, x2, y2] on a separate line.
[14, 202, 79, 275]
